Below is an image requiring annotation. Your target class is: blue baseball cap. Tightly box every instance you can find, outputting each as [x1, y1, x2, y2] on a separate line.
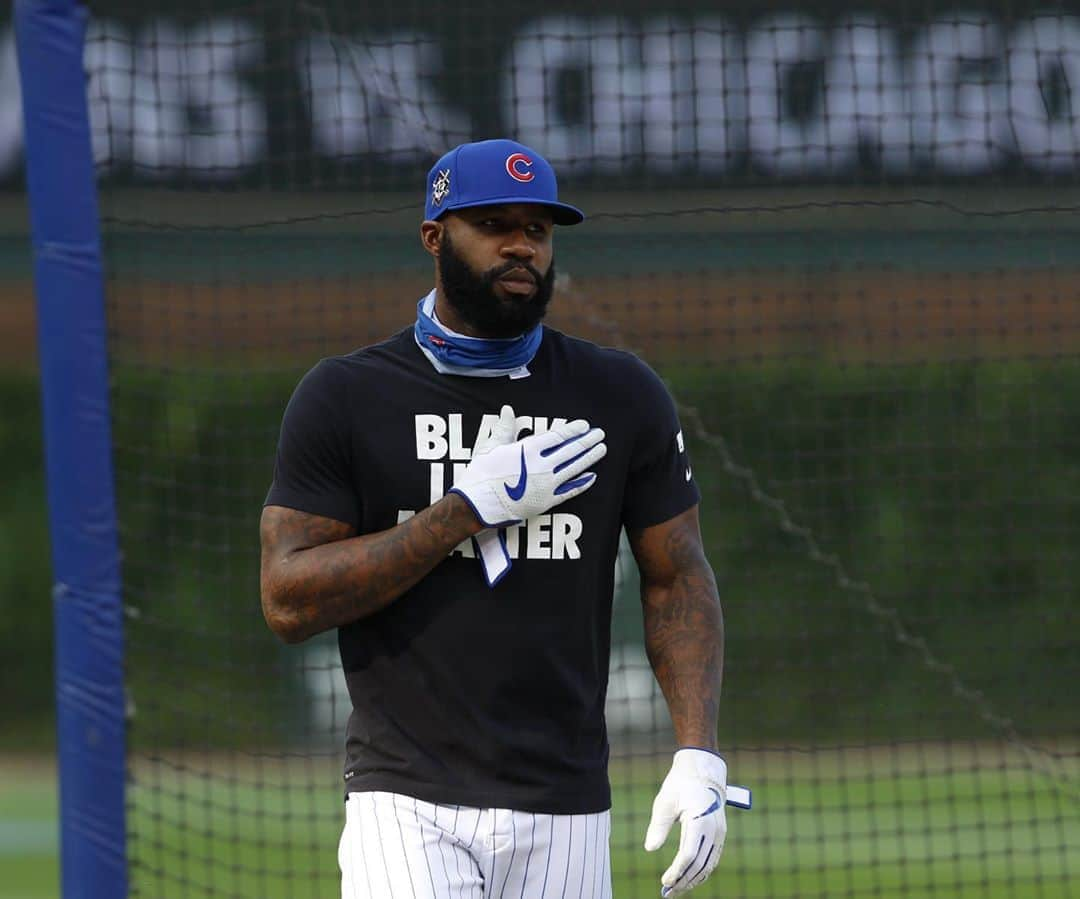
[424, 139, 585, 226]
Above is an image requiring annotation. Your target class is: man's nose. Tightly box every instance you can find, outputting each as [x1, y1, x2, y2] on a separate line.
[500, 230, 536, 259]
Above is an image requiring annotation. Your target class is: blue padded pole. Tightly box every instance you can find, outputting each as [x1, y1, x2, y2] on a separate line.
[15, 1, 126, 896]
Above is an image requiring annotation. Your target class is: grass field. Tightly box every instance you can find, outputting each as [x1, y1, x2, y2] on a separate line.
[0, 759, 57, 899]
[3, 745, 1077, 898]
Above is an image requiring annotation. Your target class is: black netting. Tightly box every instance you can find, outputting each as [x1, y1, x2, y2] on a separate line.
[22, 0, 1079, 895]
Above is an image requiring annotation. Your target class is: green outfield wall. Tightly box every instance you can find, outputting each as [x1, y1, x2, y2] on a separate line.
[3, 195, 1075, 748]
[3, 360, 1077, 748]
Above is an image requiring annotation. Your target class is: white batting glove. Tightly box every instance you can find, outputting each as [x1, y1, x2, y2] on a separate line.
[470, 405, 519, 586]
[451, 408, 605, 528]
[475, 527, 511, 586]
[645, 748, 728, 896]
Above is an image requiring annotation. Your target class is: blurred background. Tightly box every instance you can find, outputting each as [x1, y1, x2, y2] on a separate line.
[2, 0, 1078, 896]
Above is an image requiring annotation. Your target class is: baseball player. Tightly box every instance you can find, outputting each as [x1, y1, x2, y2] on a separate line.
[261, 139, 732, 897]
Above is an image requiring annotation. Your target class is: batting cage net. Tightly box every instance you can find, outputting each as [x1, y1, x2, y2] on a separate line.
[42, 0, 1080, 895]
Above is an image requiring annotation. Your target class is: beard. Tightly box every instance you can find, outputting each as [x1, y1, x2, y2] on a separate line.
[437, 230, 555, 339]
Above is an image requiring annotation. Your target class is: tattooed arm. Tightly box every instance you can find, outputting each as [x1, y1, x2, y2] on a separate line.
[628, 505, 723, 750]
[259, 497, 483, 644]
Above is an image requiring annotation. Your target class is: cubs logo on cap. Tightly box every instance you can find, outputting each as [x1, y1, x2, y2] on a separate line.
[423, 139, 584, 225]
[505, 153, 535, 183]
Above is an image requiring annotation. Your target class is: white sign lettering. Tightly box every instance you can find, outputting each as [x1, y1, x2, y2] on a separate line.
[1007, 16, 1080, 171]
[299, 31, 467, 163]
[1, 13, 1078, 182]
[910, 14, 1010, 173]
[0, 30, 23, 176]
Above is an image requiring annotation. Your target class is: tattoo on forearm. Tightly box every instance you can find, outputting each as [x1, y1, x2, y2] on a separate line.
[261, 497, 479, 641]
[639, 517, 724, 748]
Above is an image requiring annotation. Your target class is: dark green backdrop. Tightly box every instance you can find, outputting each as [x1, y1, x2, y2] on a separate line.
[4, 359, 1077, 747]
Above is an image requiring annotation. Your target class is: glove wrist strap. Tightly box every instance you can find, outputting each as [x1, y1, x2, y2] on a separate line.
[676, 745, 723, 758]
[672, 747, 728, 786]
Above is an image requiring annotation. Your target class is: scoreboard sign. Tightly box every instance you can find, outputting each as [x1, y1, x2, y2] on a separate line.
[1, 10, 1077, 187]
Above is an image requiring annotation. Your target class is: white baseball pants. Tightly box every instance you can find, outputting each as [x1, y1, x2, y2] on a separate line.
[339, 791, 613, 899]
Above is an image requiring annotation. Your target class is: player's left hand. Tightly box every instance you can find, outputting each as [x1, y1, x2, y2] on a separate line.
[644, 748, 728, 896]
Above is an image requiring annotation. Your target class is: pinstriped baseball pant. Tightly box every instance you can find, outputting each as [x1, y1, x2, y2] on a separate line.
[339, 792, 613, 899]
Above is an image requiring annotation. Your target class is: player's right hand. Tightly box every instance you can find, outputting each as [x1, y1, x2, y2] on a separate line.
[450, 406, 606, 527]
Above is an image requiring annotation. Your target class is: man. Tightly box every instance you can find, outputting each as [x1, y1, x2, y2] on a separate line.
[260, 139, 731, 898]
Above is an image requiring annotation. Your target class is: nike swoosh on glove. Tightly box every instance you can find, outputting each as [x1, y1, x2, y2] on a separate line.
[450, 414, 606, 528]
[644, 748, 728, 896]
[471, 405, 518, 586]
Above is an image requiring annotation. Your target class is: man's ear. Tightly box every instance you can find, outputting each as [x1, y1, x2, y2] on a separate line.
[420, 220, 442, 257]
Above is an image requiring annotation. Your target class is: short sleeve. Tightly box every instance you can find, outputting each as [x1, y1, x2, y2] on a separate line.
[264, 360, 360, 528]
[621, 358, 700, 531]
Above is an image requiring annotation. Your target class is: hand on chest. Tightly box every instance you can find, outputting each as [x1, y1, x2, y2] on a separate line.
[362, 407, 622, 563]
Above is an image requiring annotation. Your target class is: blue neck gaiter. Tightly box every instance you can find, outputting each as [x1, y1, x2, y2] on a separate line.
[413, 292, 542, 378]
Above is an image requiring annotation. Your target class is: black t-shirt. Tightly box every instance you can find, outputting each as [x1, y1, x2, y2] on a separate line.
[265, 325, 699, 814]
